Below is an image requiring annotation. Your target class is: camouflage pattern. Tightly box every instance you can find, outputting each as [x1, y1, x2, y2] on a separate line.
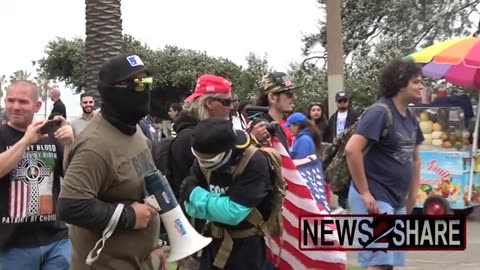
[258, 71, 300, 94]
[322, 102, 394, 195]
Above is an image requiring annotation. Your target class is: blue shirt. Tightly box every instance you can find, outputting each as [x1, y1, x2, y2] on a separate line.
[354, 98, 424, 209]
[291, 128, 316, 159]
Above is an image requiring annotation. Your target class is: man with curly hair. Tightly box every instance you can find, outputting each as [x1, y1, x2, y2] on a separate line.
[345, 58, 424, 270]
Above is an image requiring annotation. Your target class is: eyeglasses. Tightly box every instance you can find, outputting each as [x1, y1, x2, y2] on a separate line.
[337, 99, 348, 103]
[210, 97, 234, 107]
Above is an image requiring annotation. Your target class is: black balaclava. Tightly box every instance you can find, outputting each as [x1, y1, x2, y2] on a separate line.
[99, 80, 150, 135]
[97, 53, 151, 135]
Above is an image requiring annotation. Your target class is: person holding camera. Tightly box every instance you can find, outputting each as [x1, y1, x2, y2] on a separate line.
[252, 72, 299, 151]
[0, 80, 74, 270]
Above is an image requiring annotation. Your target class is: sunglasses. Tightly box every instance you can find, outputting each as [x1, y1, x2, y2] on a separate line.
[210, 97, 234, 107]
[337, 98, 348, 103]
[277, 90, 295, 98]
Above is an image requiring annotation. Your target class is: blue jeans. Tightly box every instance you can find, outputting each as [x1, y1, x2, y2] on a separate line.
[0, 239, 71, 270]
[348, 185, 406, 268]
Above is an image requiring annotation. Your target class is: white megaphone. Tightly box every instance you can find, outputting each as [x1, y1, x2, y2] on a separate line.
[143, 170, 212, 262]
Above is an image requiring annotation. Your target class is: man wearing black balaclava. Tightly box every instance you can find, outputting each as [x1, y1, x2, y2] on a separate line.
[57, 53, 168, 270]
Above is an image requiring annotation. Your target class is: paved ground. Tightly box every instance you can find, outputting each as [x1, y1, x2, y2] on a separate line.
[348, 208, 480, 270]
[155, 209, 480, 269]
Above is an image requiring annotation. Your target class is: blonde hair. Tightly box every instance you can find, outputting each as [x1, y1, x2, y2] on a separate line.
[183, 93, 225, 121]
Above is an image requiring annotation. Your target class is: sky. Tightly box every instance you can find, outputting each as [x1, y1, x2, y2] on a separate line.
[0, 0, 322, 119]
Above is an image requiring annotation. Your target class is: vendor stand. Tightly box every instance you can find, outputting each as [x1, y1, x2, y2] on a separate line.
[410, 102, 479, 215]
[405, 36, 480, 215]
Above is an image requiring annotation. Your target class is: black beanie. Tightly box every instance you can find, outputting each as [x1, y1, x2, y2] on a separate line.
[192, 118, 250, 155]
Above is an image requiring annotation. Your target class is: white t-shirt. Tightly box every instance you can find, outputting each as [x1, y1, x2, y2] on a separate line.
[336, 111, 348, 136]
[231, 113, 247, 130]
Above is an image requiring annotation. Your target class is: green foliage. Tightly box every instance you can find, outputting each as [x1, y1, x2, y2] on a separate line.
[236, 53, 272, 101]
[301, 0, 480, 110]
[36, 37, 86, 93]
[287, 62, 328, 115]
[36, 35, 271, 119]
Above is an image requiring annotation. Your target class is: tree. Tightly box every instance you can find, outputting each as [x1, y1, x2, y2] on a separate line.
[287, 62, 328, 114]
[0, 75, 6, 118]
[302, 0, 480, 109]
[36, 36, 264, 119]
[236, 53, 272, 101]
[0, 74, 7, 100]
[85, 0, 123, 107]
[33, 76, 56, 118]
[36, 37, 88, 94]
[9, 70, 31, 83]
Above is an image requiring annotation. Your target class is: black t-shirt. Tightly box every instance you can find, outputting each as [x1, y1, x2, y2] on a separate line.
[48, 100, 67, 120]
[0, 124, 68, 250]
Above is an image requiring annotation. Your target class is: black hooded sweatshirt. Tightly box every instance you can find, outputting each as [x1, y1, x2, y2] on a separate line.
[169, 110, 199, 194]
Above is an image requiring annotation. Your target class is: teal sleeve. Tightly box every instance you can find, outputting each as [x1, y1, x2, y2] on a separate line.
[184, 186, 253, 226]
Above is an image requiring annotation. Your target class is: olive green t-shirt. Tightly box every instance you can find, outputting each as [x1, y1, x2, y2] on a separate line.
[60, 114, 160, 270]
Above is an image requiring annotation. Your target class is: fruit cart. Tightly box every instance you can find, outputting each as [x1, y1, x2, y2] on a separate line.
[411, 105, 480, 216]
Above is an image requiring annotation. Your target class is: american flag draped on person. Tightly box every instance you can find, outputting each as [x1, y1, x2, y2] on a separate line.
[265, 136, 346, 270]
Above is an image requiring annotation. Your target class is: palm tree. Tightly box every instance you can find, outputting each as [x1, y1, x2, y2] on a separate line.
[0, 74, 6, 100]
[85, 0, 123, 107]
[34, 76, 53, 118]
[0, 74, 6, 121]
[9, 70, 31, 83]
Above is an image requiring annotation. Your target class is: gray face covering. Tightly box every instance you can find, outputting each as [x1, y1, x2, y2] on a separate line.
[191, 148, 232, 171]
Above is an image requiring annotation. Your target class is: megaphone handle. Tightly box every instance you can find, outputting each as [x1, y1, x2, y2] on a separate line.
[85, 203, 124, 265]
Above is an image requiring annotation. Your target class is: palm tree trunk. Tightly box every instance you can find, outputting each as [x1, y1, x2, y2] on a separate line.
[85, 0, 123, 108]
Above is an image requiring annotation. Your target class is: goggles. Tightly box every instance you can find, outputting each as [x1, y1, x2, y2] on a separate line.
[132, 77, 153, 92]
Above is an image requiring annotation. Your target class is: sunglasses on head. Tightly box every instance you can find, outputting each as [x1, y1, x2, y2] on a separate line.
[210, 97, 233, 106]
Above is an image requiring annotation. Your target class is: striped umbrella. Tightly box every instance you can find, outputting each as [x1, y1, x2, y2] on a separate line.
[405, 36, 480, 88]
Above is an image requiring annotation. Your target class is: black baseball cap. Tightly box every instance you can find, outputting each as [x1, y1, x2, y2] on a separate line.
[98, 53, 151, 85]
[192, 118, 250, 155]
[335, 91, 350, 101]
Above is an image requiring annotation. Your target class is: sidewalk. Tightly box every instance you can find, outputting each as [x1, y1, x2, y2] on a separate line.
[348, 209, 480, 270]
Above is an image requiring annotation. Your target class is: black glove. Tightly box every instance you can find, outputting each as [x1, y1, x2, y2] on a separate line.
[179, 176, 200, 204]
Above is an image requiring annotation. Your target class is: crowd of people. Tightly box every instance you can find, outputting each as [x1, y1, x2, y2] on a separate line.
[0, 53, 424, 270]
